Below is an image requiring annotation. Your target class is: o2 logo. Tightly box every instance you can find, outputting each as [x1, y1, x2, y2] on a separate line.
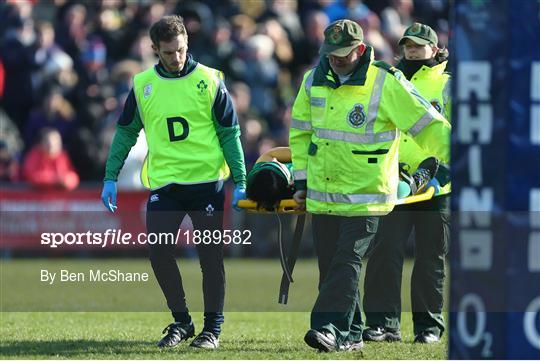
[457, 293, 493, 357]
[458, 294, 540, 355]
[524, 297, 540, 350]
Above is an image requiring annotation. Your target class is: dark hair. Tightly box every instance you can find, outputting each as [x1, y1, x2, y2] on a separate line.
[247, 168, 291, 211]
[435, 47, 449, 63]
[149, 15, 187, 47]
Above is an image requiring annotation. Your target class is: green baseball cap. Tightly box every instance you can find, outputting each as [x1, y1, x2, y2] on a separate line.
[398, 22, 438, 46]
[320, 19, 364, 57]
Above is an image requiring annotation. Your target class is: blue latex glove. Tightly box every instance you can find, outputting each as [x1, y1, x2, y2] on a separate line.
[232, 186, 246, 211]
[101, 180, 117, 213]
[427, 177, 441, 195]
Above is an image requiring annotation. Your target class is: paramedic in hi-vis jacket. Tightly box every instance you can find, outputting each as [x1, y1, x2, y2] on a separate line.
[363, 22, 452, 345]
[289, 19, 450, 352]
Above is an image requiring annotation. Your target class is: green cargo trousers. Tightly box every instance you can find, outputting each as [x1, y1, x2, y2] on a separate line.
[310, 214, 379, 346]
[363, 194, 450, 337]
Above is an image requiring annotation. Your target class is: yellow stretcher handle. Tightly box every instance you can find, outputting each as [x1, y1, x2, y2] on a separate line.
[237, 187, 436, 213]
[395, 186, 435, 205]
[237, 199, 301, 214]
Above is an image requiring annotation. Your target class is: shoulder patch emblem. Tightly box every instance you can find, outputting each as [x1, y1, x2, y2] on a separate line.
[347, 104, 367, 128]
[143, 84, 152, 99]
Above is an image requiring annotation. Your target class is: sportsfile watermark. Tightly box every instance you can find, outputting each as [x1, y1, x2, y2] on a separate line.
[40, 229, 253, 248]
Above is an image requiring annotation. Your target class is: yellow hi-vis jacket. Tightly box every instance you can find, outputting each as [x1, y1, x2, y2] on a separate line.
[289, 49, 451, 216]
[399, 61, 451, 196]
[133, 64, 230, 190]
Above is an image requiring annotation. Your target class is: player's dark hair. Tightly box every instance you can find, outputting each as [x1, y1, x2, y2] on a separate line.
[247, 168, 290, 211]
[149, 15, 187, 48]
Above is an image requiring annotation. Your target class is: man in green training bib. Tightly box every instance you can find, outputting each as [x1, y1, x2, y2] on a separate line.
[101, 15, 246, 350]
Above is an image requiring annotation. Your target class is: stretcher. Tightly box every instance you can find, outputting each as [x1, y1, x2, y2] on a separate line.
[236, 185, 437, 304]
[395, 185, 435, 205]
[237, 185, 435, 212]
[237, 199, 300, 213]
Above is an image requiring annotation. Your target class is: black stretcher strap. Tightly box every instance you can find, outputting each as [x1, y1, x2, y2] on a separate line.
[275, 213, 293, 285]
[278, 214, 306, 304]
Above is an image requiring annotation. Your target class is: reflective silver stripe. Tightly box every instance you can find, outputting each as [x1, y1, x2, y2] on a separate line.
[408, 111, 434, 136]
[310, 97, 326, 107]
[314, 128, 397, 144]
[291, 119, 313, 131]
[442, 79, 451, 118]
[308, 189, 397, 205]
[443, 79, 451, 104]
[293, 169, 307, 180]
[365, 68, 387, 135]
[304, 70, 315, 98]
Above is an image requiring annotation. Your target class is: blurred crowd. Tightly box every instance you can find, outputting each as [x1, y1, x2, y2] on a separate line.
[0, 0, 449, 190]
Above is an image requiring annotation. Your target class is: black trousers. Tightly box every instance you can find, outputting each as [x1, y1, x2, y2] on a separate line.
[146, 182, 225, 335]
[363, 194, 450, 336]
[310, 214, 379, 345]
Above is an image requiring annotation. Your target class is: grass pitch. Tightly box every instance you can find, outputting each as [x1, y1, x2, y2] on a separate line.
[0, 259, 447, 359]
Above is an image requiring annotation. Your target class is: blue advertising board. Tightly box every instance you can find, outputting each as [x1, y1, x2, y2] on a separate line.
[450, 0, 540, 358]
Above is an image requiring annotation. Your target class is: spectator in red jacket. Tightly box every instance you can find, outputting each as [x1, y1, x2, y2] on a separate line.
[22, 127, 79, 190]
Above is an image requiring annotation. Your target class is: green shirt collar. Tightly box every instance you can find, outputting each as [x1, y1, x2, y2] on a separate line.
[312, 46, 374, 88]
[155, 54, 198, 78]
